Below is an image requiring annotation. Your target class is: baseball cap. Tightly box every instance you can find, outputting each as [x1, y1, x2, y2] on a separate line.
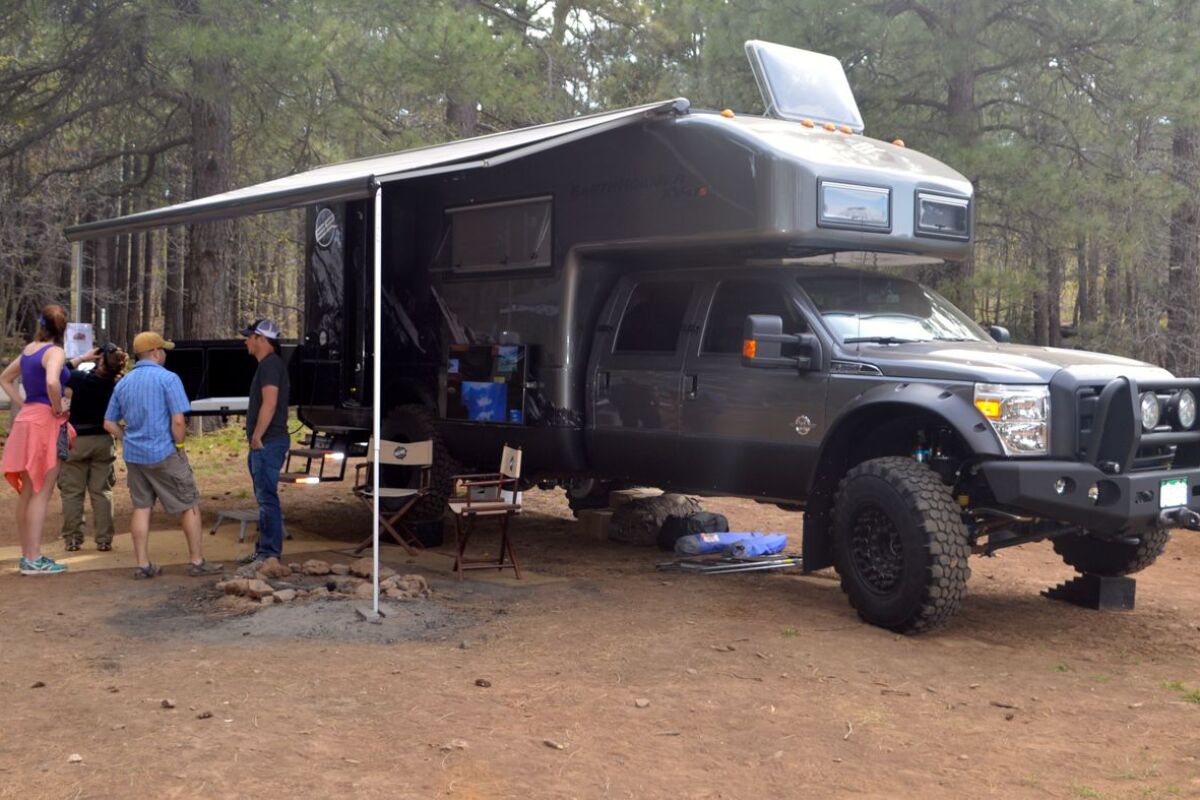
[132, 331, 174, 355]
[239, 319, 280, 340]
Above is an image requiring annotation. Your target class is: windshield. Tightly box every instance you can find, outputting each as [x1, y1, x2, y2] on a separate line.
[796, 275, 989, 343]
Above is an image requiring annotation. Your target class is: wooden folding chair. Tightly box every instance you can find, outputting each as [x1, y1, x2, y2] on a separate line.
[447, 445, 523, 579]
[351, 438, 433, 556]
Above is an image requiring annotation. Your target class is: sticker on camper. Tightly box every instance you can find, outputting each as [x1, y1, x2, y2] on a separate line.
[314, 208, 337, 248]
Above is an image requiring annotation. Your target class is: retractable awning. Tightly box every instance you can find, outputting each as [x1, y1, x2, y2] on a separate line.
[64, 99, 688, 242]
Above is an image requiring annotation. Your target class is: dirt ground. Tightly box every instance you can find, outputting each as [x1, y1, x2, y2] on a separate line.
[2, 445, 1200, 799]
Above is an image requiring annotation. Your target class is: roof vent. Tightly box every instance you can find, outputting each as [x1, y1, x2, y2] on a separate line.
[744, 40, 863, 134]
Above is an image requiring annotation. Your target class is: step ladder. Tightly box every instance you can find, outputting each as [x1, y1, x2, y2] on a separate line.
[281, 431, 350, 484]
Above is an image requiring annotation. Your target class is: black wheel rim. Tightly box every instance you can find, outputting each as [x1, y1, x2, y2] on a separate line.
[849, 503, 904, 593]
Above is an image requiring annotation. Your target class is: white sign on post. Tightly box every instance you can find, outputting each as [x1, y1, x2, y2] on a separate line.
[64, 322, 94, 360]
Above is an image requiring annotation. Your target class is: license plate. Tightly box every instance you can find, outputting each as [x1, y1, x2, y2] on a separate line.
[1160, 478, 1189, 509]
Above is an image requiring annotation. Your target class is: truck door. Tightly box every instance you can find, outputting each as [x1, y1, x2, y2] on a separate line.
[678, 276, 828, 499]
[588, 275, 702, 486]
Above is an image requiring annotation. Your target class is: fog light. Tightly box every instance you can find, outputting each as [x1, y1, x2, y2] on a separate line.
[1171, 389, 1197, 430]
[1140, 391, 1161, 431]
[1087, 484, 1100, 503]
[1054, 477, 1073, 495]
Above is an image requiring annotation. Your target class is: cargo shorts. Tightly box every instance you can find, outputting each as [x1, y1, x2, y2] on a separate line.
[126, 449, 201, 514]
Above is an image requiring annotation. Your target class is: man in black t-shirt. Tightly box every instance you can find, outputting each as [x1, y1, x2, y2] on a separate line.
[239, 319, 290, 564]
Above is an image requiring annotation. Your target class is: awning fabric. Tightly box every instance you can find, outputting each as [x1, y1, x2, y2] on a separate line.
[64, 99, 687, 242]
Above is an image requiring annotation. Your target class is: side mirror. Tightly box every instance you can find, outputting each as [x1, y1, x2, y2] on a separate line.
[742, 315, 822, 370]
[988, 325, 1011, 343]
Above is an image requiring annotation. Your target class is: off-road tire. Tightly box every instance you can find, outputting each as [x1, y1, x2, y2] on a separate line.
[1051, 528, 1170, 576]
[565, 478, 617, 517]
[380, 404, 459, 520]
[832, 457, 971, 634]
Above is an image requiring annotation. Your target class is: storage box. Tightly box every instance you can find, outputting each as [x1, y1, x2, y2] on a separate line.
[576, 510, 614, 541]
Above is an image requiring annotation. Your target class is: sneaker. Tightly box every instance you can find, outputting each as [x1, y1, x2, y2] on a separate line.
[19, 556, 67, 576]
[238, 552, 263, 566]
[64, 541, 81, 552]
[187, 560, 223, 577]
[96, 542, 112, 552]
[132, 563, 161, 579]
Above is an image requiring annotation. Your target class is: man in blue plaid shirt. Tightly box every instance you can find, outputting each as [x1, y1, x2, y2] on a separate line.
[104, 331, 222, 579]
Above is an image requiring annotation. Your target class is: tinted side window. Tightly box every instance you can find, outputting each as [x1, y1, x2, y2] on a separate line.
[702, 280, 805, 354]
[614, 282, 693, 353]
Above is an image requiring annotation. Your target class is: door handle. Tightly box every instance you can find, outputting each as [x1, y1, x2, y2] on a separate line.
[597, 370, 611, 396]
[685, 373, 698, 400]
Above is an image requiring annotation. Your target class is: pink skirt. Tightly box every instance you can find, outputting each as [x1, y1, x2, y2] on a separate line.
[3, 402, 74, 494]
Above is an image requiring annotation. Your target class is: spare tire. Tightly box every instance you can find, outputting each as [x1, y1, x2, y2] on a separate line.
[1051, 528, 1169, 576]
[379, 404, 458, 520]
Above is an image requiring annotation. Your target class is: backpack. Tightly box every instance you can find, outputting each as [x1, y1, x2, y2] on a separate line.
[656, 511, 729, 551]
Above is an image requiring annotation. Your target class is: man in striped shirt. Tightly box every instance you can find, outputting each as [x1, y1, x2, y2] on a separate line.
[104, 331, 222, 579]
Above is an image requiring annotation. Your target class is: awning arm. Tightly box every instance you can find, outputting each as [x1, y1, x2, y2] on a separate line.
[64, 175, 375, 242]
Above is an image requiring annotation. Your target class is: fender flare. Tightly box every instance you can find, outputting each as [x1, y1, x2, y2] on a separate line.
[801, 381, 1001, 571]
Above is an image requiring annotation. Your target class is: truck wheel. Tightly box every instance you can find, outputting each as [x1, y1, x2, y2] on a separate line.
[1051, 528, 1170, 576]
[380, 404, 458, 520]
[832, 457, 971, 634]
[565, 478, 616, 517]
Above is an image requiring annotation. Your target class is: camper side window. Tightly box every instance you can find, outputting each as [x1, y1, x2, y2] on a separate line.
[447, 196, 552, 274]
[701, 280, 806, 355]
[614, 282, 693, 353]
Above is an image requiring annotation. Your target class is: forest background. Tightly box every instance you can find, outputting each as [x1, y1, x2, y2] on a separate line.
[2, 0, 1200, 372]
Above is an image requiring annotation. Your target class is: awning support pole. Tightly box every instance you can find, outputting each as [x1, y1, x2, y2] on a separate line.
[372, 183, 383, 616]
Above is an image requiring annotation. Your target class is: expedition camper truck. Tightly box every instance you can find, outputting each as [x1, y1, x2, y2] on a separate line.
[65, 42, 1200, 633]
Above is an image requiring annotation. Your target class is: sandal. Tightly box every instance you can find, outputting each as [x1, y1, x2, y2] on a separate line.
[97, 543, 112, 552]
[187, 559, 223, 577]
[132, 563, 161, 579]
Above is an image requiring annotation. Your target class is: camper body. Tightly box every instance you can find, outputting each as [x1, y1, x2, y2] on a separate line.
[295, 106, 972, 484]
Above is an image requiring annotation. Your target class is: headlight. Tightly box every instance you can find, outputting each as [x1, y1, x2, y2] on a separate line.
[1170, 389, 1197, 430]
[818, 180, 891, 232]
[974, 383, 1050, 456]
[1139, 391, 1161, 431]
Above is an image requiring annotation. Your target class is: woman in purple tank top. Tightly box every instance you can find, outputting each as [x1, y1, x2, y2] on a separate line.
[0, 304, 76, 575]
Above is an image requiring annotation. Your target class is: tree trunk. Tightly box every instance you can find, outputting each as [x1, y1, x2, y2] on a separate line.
[1167, 122, 1200, 376]
[1074, 236, 1087, 328]
[128, 229, 143, 338]
[185, 56, 234, 339]
[141, 229, 154, 334]
[1104, 244, 1122, 322]
[1047, 247, 1063, 348]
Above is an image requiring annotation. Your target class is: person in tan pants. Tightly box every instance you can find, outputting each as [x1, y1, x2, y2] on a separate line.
[59, 345, 126, 550]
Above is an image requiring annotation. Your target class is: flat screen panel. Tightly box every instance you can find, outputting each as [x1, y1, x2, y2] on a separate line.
[445, 344, 528, 424]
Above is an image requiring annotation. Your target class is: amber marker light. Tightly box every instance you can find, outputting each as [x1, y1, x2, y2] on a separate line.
[892, 138, 906, 147]
[720, 108, 735, 118]
[801, 118, 815, 128]
[823, 122, 836, 131]
[742, 340, 758, 359]
[839, 125, 852, 134]
[974, 398, 1002, 419]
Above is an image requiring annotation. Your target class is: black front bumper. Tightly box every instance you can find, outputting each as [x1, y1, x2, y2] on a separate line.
[980, 460, 1200, 534]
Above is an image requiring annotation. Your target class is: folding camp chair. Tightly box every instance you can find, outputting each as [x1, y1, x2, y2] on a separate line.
[447, 445, 523, 579]
[351, 438, 433, 556]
